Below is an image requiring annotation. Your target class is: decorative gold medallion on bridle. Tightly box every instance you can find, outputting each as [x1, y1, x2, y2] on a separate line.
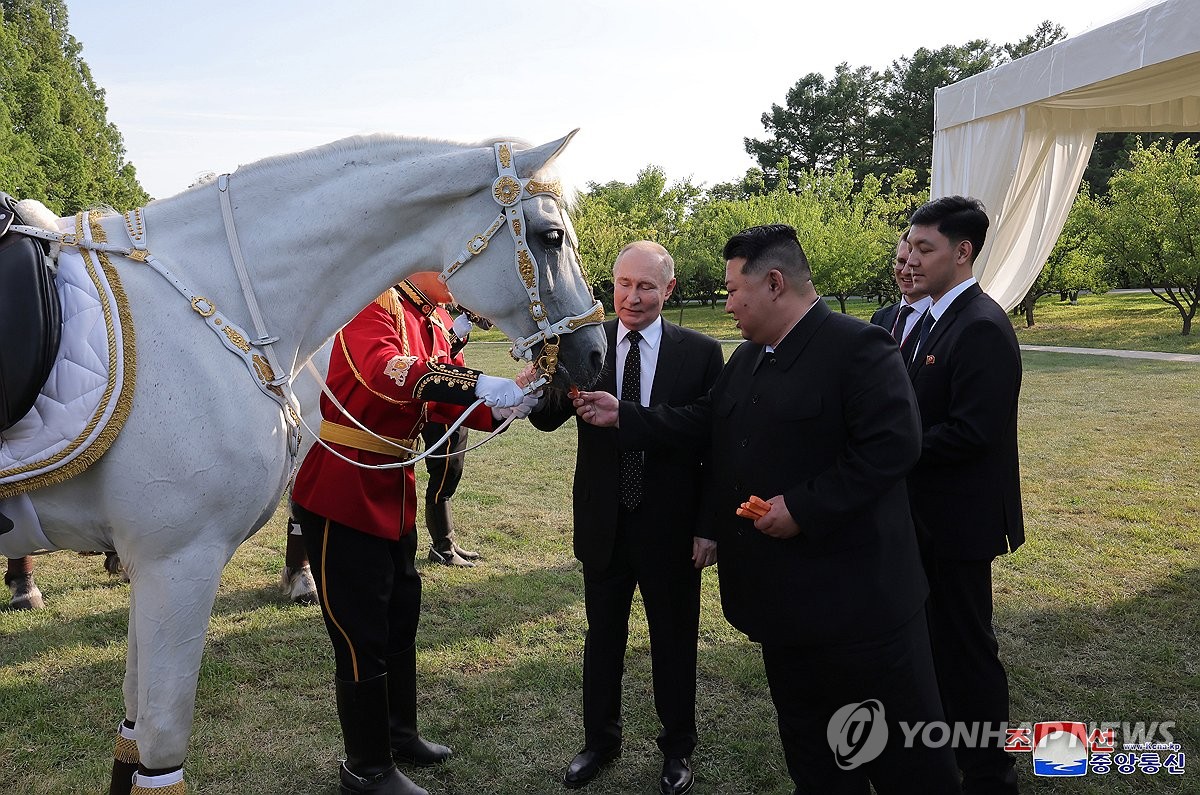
[525, 179, 562, 198]
[518, 250, 535, 288]
[493, 176, 522, 206]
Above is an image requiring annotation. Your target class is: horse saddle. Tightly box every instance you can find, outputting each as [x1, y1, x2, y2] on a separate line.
[0, 192, 62, 433]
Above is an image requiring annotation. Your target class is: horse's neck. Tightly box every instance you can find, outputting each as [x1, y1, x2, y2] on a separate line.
[138, 139, 490, 377]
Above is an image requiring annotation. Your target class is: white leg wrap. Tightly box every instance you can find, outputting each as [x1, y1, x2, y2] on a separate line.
[130, 768, 186, 793]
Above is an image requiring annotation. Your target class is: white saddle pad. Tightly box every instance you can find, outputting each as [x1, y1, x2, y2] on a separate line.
[0, 212, 134, 499]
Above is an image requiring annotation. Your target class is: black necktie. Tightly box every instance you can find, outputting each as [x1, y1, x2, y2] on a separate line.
[892, 304, 914, 343]
[619, 330, 643, 510]
[911, 311, 936, 363]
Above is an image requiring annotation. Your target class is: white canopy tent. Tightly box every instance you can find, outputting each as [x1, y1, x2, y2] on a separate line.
[930, 0, 1200, 310]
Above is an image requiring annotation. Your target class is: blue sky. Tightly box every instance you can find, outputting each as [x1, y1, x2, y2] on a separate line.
[68, 0, 1146, 200]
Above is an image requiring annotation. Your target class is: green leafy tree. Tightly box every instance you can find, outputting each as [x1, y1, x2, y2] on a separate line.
[1016, 191, 1109, 327]
[569, 166, 701, 305]
[744, 64, 883, 189]
[797, 162, 919, 312]
[1085, 139, 1200, 335]
[869, 40, 1002, 188]
[0, 0, 149, 212]
[744, 24, 1064, 192]
[677, 161, 921, 314]
[1003, 20, 1067, 60]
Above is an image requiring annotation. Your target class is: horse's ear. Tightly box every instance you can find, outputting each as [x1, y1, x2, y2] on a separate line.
[515, 129, 579, 177]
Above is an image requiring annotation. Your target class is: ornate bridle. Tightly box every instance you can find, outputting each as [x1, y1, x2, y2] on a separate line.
[438, 141, 604, 384]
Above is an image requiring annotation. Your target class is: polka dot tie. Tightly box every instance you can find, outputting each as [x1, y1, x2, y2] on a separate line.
[619, 330, 643, 510]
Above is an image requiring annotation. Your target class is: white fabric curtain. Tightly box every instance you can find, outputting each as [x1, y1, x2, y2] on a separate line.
[930, 0, 1200, 310]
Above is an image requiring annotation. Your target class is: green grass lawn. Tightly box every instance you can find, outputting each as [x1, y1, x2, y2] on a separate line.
[2, 335, 1197, 793]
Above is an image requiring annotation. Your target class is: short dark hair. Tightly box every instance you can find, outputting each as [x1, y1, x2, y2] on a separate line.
[722, 224, 811, 281]
[909, 196, 989, 263]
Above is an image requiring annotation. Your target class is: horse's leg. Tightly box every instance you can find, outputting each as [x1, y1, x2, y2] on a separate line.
[109, 588, 141, 795]
[124, 547, 227, 794]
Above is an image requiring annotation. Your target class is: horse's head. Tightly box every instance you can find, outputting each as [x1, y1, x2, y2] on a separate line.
[438, 132, 606, 391]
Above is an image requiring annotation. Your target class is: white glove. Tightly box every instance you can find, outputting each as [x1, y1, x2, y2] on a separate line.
[475, 373, 524, 408]
[451, 313, 473, 339]
[491, 393, 540, 422]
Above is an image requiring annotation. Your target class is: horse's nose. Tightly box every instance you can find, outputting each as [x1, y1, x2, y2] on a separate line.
[588, 348, 603, 382]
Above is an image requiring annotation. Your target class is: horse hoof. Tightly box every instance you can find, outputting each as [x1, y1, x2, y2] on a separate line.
[280, 564, 319, 605]
[5, 573, 44, 609]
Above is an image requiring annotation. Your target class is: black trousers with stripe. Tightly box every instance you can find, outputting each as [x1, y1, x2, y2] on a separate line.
[421, 422, 467, 505]
[293, 503, 421, 682]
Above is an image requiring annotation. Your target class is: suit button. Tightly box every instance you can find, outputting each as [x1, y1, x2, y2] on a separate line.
[752, 394, 760, 404]
[741, 438, 749, 447]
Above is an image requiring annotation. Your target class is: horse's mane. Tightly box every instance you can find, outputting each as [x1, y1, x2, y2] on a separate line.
[232, 133, 536, 184]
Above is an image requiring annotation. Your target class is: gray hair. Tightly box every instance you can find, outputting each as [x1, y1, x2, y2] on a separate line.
[614, 240, 674, 283]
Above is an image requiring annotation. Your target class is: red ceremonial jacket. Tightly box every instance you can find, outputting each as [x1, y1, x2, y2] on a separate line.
[292, 285, 495, 540]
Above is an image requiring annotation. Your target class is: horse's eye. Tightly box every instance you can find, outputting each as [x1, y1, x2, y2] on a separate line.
[541, 229, 564, 247]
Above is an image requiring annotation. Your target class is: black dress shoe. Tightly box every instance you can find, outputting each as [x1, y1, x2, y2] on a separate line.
[563, 745, 620, 789]
[660, 757, 694, 795]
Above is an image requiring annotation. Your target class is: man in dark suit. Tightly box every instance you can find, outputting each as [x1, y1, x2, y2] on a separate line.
[904, 196, 1024, 794]
[870, 231, 930, 363]
[575, 226, 959, 794]
[530, 241, 724, 794]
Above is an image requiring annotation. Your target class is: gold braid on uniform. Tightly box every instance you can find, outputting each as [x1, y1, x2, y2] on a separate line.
[394, 281, 482, 406]
[412, 361, 480, 404]
[338, 288, 412, 405]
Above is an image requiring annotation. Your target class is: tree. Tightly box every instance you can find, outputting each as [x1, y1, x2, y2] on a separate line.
[870, 39, 1002, 187]
[744, 24, 1065, 192]
[1085, 139, 1200, 335]
[1004, 21, 1067, 61]
[569, 166, 701, 304]
[1016, 190, 1109, 327]
[0, 0, 149, 212]
[744, 64, 883, 190]
[676, 161, 921, 313]
[796, 162, 919, 312]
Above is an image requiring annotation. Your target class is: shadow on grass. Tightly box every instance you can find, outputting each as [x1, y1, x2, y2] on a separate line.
[997, 566, 1199, 794]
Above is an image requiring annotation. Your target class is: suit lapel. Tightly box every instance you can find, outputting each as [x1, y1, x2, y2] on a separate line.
[907, 283, 982, 377]
[649, 321, 683, 406]
[882, 302, 901, 334]
[600, 320, 619, 394]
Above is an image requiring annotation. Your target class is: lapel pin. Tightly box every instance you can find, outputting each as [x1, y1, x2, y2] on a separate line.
[925, 355, 936, 365]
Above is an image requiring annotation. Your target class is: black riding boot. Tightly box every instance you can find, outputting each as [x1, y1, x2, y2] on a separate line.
[388, 643, 452, 766]
[335, 675, 428, 795]
[426, 502, 477, 566]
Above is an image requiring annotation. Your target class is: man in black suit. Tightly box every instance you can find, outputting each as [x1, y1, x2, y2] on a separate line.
[870, 231, 930, 362]
[904, 196, 1024, 794]
[530, 241, 724, 794]
[575, 226, 959, 794]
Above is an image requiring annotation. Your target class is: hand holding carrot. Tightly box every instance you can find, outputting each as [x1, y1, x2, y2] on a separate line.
[736, 494, 801, 539]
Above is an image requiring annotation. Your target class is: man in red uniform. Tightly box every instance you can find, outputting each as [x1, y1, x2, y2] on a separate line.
[292, 272, 536, 795]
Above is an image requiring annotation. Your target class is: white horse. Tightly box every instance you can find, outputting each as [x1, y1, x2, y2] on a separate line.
[8, 132, 605, 793]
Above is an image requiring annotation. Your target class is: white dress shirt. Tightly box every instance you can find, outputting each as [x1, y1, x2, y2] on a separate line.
[616, 317, 663, 407]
